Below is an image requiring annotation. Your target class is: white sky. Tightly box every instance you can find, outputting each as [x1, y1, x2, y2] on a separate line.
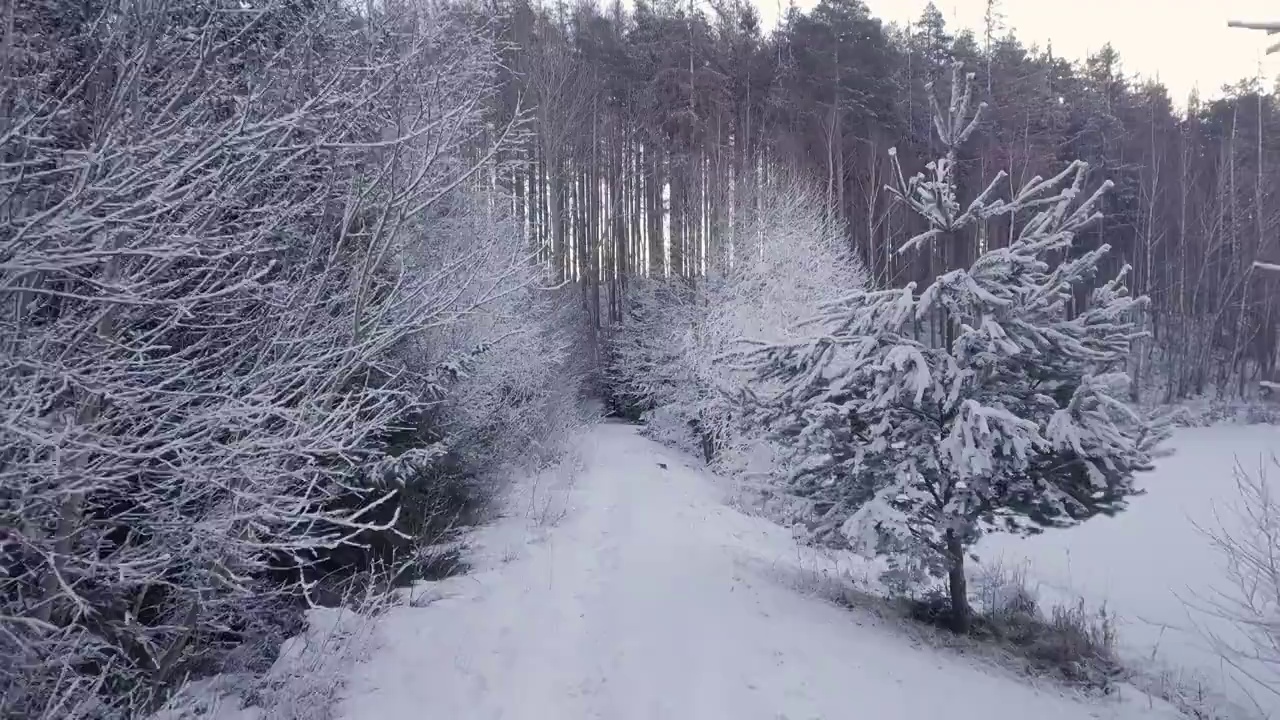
[755, 0, 1280, 104]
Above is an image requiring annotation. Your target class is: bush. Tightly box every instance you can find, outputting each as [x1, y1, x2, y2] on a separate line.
[0, 2, 589, 716]
[1196, 454, 1280, 705]
[602, 173, 867, 474]
[904, 565, 1121, 691]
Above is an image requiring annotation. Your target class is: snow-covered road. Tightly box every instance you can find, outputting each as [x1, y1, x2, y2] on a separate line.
[337, 422, 1182, 720]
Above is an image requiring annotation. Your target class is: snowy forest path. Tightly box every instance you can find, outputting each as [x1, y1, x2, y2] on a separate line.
[336, 423, 1182, 720]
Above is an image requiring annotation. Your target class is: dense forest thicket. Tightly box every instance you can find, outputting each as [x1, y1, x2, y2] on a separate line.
[1, 1, 592, 716]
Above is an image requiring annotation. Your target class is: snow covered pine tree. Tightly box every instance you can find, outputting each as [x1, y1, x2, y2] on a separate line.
[734, 64, 1171, 633]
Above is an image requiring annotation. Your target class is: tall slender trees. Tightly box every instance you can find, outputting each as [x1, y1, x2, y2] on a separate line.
[499, 0, 1278, 403]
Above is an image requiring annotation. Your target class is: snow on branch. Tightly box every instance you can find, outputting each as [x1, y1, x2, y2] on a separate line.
[736, 68, 1169, 625]
[607, 174, 867, 471]
[887, 63, 997, 255]
[0, 2, 562, 714]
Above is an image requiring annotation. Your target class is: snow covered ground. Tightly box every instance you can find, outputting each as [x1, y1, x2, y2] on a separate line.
[980, 424, 1280, 719]
[333, 422, 1184, 720]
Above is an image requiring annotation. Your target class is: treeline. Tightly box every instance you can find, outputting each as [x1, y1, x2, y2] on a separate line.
[487, 0, 1280, 400]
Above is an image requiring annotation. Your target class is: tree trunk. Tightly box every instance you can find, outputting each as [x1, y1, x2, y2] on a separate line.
[648, 144, 665, 277]
[945, 529, 970, 634]
[549, 158, 566, 282]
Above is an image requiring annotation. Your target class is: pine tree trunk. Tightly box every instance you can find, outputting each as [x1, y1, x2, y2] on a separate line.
[648, 145, 665, 277]
[945, 529, 970, 634]
[550, 161, 565, 283]
[670, 167, 684, 277]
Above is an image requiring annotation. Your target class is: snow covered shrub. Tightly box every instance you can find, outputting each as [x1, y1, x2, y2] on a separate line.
[362, 193, 593, 582]
[399, 187, 593, 465]
[603, 174, 866, 466]
[706, 174, 870, 467]
[603, 279, 701, 423]
[934, 594, 1121, 690]
[734, 65, 1171, 633]
[0, 2, 559, 716]
[1158, 395, 1280, 428]
[154, 590, 392, 720]
[955, 563, 1120, 688]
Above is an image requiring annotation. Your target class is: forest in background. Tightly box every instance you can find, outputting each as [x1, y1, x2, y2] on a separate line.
[489, 0, 1280, 401]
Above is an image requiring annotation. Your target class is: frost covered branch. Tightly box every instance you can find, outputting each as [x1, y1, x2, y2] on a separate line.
[1197, 456, 1280, 700]
[605, 175, 866, 467]
[0, 2, 583, 716]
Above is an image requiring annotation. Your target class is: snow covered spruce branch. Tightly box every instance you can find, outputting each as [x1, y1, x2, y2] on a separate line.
[0, 2, 566, 716]
[732, 64, 1171, 632]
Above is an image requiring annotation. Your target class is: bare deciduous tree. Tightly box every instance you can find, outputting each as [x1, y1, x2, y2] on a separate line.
[1196, 455, 1280, 707]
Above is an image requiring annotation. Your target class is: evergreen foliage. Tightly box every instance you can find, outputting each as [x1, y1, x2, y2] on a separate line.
[734, 65, 1172, 632]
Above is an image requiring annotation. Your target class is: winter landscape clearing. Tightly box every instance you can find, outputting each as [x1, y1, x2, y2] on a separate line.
[331, 423, 1187, 720]
[982, 424, 1280, 719]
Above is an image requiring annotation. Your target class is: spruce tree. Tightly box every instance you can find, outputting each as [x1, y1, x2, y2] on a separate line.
[735, 64, 1171, 632]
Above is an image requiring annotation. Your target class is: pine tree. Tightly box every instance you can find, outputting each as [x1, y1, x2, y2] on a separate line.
[735, 65, 1171, 633]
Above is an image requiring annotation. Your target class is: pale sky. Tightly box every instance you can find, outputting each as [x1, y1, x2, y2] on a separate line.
[755, 0, 1280, 105]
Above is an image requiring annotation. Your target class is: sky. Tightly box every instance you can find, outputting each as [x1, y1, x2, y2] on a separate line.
[754, 0, 1280, 105]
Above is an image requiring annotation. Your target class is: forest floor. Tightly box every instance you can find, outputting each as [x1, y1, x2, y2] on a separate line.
[325, 421, 1193, 720]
